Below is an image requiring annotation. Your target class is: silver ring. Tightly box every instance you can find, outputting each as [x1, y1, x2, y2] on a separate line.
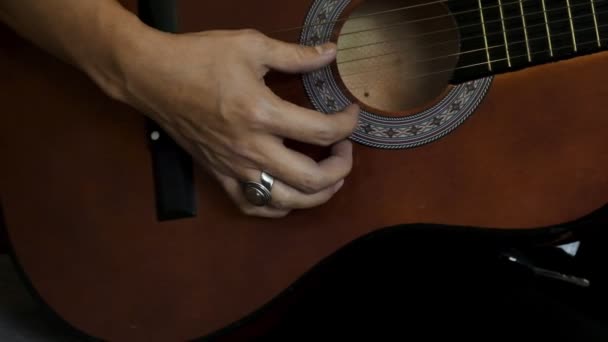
[242, 171, 274, 206]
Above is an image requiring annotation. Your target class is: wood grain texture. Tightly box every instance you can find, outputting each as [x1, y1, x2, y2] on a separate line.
[1, 0, 608, 340]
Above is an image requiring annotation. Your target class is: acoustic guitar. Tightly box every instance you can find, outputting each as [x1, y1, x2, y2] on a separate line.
[2, 0, 608, 340]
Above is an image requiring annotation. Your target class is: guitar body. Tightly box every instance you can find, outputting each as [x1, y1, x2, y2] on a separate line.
[1, 0, 608, 340]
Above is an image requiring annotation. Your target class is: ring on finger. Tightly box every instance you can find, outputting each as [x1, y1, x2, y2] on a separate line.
[242, 171, 274, 207]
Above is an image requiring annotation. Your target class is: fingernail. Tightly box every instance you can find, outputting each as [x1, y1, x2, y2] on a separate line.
[315, 43, 336, 55]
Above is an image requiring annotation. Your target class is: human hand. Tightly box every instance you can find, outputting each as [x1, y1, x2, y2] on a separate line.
[117, 29, 360, 218]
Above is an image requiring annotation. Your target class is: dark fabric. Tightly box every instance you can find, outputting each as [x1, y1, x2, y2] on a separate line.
[262, 226, 608, 341]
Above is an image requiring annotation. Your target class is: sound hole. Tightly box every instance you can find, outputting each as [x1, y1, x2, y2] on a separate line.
[336, 0, 460, 114]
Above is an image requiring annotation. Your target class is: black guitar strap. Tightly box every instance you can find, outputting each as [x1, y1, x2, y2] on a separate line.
[138, 0, 197, 221]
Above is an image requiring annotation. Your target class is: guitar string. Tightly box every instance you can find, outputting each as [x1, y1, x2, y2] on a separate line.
[266, 0, 452, 35]
[337, 3, 598, 55]
[336, 0, 590, 38]
[265, 0, 601, 48]
[407, 38, 603, 79]
[263, 0, 606, 72]
[340, 27, 590, 79]
[348, 34, 606, 88]
[342, 30, 607, 91]
[266, 0, 539, 35]
[336, 9, 605, 71]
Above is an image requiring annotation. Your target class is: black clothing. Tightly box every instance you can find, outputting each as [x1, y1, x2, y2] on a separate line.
[263, 219, 608, 341]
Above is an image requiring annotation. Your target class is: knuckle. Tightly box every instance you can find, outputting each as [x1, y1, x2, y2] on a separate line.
[248, 101, 272, 128]
[298, 173, 325, 194]
[272, 200, 288, 211]
[315, 125, 340, 146]
[238, 29, 267, 47]
[239, 28, 262, 39]
[272, 194, 292, 211]
[226, 97, 271, 130]
[292, 46, 309, 62]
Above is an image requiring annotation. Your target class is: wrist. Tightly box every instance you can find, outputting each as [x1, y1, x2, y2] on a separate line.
[79, 5, 159, 105]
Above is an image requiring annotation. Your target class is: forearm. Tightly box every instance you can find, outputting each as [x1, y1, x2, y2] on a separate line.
[0, 1, 358, 217]
[0, 0, 150, 100]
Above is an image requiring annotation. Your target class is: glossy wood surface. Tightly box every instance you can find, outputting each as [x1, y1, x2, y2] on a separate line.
[1, 0, 608, 340]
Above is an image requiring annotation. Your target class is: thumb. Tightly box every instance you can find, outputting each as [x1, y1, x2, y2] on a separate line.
[262, 38, 337, 73]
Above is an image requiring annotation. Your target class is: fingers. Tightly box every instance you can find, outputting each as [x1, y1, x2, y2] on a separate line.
[191, 30, 358, 218]
[270, 178, 345, 210]
[260, 36, 338, 73]
[213, 168, 344, 218]
[266, 95, 360, 146]
[261, 139, 354, 195]
[209, 132, 354, 217]
[207, 123, 355, 217]
[214, 171, 291, 218]
[241, 33, 361, 147]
